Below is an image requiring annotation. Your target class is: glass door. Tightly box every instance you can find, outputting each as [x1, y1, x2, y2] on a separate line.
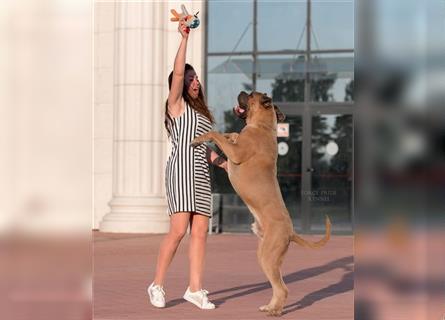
[276, 115, 303, 231]
[309, 114, 353, 233]
[279, 105, 353, 234]
[212, 108, 353, 234]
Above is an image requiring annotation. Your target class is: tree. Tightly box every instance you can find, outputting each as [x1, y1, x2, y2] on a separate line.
[345, 79, 354, 101]
[272, 77, 305, 102]
[271, 56, 335, 176]
[330, 115, 353, 174]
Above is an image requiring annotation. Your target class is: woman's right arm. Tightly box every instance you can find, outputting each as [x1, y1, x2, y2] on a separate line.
[167, 20, 189, 117]
[206, 147, 228, 172]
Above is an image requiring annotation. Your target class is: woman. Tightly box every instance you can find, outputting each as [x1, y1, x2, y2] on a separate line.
[147, 19, 226, 310]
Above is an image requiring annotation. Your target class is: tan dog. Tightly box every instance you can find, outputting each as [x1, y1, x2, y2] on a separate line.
[191, 91, 331, 316]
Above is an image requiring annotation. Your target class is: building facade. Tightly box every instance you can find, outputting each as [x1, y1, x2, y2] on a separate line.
[94, 0, 354, 234]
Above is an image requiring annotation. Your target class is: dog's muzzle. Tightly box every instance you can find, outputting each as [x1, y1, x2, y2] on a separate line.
[233, 104, 247, 118]
[234, 91, 249, 119]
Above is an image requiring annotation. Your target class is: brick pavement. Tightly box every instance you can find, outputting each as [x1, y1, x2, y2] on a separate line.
[93, 232, 353, 320]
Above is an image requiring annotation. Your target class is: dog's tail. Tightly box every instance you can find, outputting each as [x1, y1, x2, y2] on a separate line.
[290, 215, 331, 248]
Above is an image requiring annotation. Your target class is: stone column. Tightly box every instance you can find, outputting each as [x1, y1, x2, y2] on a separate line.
[100, 1, 204, 233]
[100, 2, 170, 233]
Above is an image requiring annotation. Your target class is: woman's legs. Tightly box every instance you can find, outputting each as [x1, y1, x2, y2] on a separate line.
[188, 214, 210, 291]
[153, 212, 190, 286]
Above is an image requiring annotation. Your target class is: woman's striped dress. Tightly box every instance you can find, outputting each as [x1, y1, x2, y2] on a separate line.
[165, 103, 213, 217]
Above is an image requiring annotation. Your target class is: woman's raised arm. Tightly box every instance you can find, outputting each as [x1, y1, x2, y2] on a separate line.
[167, 20, 189, 117]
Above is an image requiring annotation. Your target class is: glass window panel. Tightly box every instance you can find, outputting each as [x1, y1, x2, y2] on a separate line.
[207, 56, 253, 232]
[207, 56, 253, 131]
[310, 115, 353, 233]
[309, 53, 354, 102]
[277, 115, 303, 231]
[374, 0, 425, 60]
[217, 194, 253, 233]
[256, 55, 307, 102]
[311, 1, 354, 50]
[207, 0, 253, 53]
[258, 1, 306, 51]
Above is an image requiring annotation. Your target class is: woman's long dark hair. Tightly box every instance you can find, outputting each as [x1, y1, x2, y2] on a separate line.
[164, 64, 214, 137]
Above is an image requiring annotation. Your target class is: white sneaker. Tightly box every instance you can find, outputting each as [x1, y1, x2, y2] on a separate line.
[147, 282, 166, 308]
[183, 287, 215, 310]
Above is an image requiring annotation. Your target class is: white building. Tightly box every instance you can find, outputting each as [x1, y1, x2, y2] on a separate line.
[95, 1, 355, 234]
[95, 1, 205, 233]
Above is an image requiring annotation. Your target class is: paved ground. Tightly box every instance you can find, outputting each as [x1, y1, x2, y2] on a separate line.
[93, 232, 353, 320]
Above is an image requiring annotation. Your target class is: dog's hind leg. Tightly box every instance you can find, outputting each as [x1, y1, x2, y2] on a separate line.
[257, 235, 289, 316]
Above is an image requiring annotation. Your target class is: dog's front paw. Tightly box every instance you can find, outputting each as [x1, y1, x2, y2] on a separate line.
[190, 136, 207, 147]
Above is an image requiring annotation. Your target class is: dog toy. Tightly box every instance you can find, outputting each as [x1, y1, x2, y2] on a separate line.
[170, 4, 200, 30]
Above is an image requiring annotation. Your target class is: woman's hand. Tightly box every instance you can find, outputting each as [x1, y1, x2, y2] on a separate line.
[178, 19, 190, 39]
[206, 148, 228, 173]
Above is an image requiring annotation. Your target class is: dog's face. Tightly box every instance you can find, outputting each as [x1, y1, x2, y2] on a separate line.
[234, 91, 285, 122]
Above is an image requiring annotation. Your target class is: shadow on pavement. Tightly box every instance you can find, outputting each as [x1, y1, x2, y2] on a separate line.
[165, 255, 353, 312]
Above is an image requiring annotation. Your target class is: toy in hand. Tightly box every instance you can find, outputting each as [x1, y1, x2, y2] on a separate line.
[170, 4, 200, 30]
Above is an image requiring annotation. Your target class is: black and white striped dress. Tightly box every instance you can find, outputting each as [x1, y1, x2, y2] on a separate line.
[165, 103, 213, 217]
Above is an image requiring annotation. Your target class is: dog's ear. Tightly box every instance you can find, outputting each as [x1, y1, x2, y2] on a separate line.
[261, 93, 273, 109]
[274, 104, 286, 122]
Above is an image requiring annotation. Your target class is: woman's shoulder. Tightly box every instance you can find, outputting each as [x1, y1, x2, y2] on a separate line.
[168, 98, 187, 119]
